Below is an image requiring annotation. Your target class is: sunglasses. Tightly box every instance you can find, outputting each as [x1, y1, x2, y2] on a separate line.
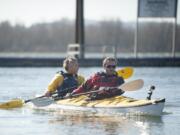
[106, 65, 116, 68]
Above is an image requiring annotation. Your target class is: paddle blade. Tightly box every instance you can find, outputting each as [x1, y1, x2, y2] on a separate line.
[0, 99, 24, 109]
[31, 97, 54, 107]
[119, 79, 144, 91]
[117, 67, 133, 79]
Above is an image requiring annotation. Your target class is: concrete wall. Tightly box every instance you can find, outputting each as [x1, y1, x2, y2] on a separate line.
[0, 57, 180, 67]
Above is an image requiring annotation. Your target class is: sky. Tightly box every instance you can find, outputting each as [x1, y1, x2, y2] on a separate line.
[0, 0, 137, 27]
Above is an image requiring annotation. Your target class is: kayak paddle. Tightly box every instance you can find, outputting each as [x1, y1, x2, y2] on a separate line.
[31, 79, 144, 107]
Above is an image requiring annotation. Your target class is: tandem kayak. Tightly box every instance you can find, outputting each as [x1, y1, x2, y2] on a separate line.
[45, 95, 165, 116]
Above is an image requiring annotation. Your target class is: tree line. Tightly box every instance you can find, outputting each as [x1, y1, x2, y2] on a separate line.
[0, 18, 179, 53]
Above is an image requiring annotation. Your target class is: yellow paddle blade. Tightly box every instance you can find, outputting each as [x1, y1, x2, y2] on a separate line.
[0, 99, 24, 109]
[117, 67, 133, 79]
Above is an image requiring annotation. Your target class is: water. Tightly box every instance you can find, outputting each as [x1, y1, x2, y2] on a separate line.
[0, 67, 180, 135]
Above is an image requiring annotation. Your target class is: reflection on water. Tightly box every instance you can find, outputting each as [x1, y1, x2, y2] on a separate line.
[41, 109, 163, 135]
[0, 102, 170, 135]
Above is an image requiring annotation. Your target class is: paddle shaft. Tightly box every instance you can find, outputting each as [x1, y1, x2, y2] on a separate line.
[68, 89, 105, 98]
[24, 95, 45, 103]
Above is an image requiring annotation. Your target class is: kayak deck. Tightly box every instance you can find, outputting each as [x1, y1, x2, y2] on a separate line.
[56, 95, 165, 108]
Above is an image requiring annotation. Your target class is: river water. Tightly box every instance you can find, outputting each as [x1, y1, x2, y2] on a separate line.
[0, 67, 180, 135]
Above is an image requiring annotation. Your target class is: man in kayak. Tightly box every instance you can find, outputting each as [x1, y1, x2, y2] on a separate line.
[44, 57, 85, 97]
[71, 57, 125, 100]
